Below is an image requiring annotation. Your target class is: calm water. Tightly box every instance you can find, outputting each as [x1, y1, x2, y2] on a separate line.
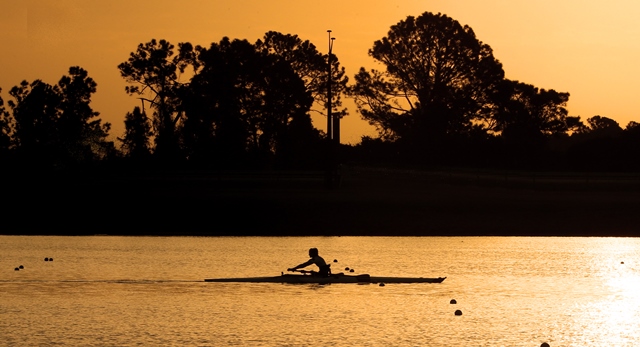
[1, 236, 639, 346]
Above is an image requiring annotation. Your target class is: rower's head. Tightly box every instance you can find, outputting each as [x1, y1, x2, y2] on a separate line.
[309, 248, 319, 257]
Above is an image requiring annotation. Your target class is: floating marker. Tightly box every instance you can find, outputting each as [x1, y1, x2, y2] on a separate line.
[45, 258, 49, 261]
[450, 299, 457, 304]
[454, 310, 462, 316]
[541, 343, 550, 347]
[345, 267, 350, 271]
[333, 259, 338, 263]
[349, 269, 354, 273]
[19, 265, 24, 269]
[379, 283, 385, 287]
[621, 261, 624, 264]
[15, 267, 19, 271]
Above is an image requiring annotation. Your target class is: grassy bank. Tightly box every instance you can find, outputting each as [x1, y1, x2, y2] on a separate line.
[4, 166, 640, 236]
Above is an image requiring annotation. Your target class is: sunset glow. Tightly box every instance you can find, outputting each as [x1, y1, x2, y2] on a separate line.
[1, 0, 639, 144]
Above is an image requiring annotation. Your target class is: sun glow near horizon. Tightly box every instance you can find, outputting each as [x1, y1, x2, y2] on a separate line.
[1, 1, 639, 144]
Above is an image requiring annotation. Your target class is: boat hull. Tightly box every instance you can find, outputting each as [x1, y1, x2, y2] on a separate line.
[204, 274, 446, 284]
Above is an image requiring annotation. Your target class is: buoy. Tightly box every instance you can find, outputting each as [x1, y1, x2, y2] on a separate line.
[345, 267, 350, 271]
[454, 310, 462, 316]
[45, 258, 49, 261]
[621, 261, 624, 264]
[450, 299, 457, 304]
[19, 265, 24, 269]
[14, 267, 19, 271]
[379, 283, 385, 287]
[50, 258, 53, 261]
[541, 343, 550, 347]
[349, 269, 354, 273]
[333, 259, 338, 263]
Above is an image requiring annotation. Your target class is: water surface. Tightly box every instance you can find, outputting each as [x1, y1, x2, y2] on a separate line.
[1, 236, 639, 346]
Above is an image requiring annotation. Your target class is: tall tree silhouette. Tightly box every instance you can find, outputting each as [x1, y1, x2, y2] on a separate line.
[350, 12, 504, 147]
[183, 38, 256, 167]
[8, 80, 61, 166]
[119, 106, 152, 160]
[57, 66, 112, 164]
[255, 54, 316, 168]
[0, 89, 11, 155]
[118, 39, 194, 161]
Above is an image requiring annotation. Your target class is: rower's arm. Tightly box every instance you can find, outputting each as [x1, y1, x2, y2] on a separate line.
[290, 259, 313, 270]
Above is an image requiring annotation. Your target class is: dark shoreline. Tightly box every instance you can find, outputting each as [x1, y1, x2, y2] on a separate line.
[4, 166, 640, 237]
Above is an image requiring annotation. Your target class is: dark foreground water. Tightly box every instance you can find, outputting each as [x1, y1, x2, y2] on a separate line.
[1, 236, 639, 346]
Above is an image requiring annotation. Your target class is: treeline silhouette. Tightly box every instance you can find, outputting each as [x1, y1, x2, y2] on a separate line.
[1, 12, 639, 175]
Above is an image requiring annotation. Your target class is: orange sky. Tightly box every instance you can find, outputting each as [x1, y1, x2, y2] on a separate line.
[1, 1, 639, 144]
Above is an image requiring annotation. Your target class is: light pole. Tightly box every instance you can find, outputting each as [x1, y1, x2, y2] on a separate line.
[325, 30, 339, 188]
[329, 37, 340, 147]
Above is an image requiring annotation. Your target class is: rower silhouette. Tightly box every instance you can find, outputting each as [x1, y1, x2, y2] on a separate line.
[288, 248, 331, 276]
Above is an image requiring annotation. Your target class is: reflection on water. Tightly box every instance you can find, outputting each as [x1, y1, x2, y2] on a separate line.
[1, 236, 639, 346]
[544, 262, 640, 346]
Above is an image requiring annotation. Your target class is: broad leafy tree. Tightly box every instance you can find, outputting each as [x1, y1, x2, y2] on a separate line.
[622, 121, 640, 170]
[488, 79, 579, 167]
[584, 115, 622, 135]
[350, 12, 504, 143]
[256, 32, 325, 102]
[567, 115, 626, 170]
[183, 36, 317, 168]
[493, 79, 578, 141]
[7, 67, 112, 168]
[256, 31, 349, 128]
[119, 34, 338, 168]
[626, 121, 640, 131]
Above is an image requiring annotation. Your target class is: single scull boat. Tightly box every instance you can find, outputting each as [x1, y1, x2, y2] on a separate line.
[205, 272, 446, 284]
